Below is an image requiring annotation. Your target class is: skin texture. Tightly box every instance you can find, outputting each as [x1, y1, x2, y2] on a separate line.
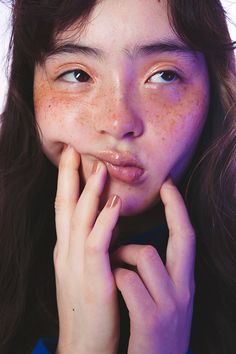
[33, 0, 209, 353]
[54, 147, 196, 354]
[34, 0, 209, 218]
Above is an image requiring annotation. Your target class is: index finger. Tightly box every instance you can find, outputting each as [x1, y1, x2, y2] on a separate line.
[55, 145, 80, 256]
[160, 178, 196, 291]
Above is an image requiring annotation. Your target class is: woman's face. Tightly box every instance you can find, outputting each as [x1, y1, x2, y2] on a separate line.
[34, 0, 209, 216]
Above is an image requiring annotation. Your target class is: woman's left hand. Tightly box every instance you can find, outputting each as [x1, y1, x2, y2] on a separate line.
[112, 179, 196, 354]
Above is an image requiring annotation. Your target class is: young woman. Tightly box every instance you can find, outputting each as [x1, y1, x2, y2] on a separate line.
[0, 0, 235, 353]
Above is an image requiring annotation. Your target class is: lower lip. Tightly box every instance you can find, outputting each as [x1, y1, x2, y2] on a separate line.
[105, 162, 144, 184]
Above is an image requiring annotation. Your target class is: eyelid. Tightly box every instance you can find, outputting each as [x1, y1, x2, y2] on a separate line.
[57, 68, 89, 78]
[55, 66, 184, 85]
[146, 67, 183, 84]
[54, 61, 94, 77]
[57, 69, 73, 79]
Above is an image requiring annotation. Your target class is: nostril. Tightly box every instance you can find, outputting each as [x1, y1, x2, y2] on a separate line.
[96, 112, 144, 139]
[100, 130, 106, 135]
[125, 131, 135, 137]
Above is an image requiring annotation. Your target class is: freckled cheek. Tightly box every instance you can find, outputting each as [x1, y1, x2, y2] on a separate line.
[34, 92, 96, 141]
[140, 89, 209, 184]
[141, 88, 209, 139]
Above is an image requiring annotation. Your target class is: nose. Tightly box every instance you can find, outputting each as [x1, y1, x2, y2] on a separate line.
[95, 93, 144, 140]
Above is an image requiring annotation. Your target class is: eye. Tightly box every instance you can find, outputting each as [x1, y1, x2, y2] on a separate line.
[148, 70, 178, 84]
[59, 69, 92, 83]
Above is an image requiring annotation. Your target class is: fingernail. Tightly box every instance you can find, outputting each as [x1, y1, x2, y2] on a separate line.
[92, 160, 100, 174]
[63, 144, 72, 152]
[165, 176, 174, 184]
[106, 195, 120, 208]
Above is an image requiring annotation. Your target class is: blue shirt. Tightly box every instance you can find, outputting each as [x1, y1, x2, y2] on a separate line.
[32, 338, 57, 354]
[32, 337, 194, 353]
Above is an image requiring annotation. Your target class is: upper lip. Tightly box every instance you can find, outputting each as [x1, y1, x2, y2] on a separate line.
[94, 150, 143, 168]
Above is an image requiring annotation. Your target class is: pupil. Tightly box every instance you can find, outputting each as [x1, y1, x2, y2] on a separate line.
[75, 70, 90, 82]
[162, 71, 175, 81]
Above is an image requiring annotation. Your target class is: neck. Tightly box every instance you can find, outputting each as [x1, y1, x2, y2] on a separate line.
[117, 202, 166, 242]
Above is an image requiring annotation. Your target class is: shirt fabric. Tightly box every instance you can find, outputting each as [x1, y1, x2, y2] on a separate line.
[32, 337, 193, 353]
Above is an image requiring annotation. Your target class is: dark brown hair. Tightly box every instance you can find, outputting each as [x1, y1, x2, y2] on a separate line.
[0, 1, 235, 353]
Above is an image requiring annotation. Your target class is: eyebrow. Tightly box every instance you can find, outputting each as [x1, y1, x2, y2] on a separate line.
[45, 39, 196, 61]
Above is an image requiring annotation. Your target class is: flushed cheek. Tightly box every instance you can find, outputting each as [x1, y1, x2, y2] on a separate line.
[142, 86, 209, 138]
[141, 87, 209, 180]
[34, 87, 98, 159]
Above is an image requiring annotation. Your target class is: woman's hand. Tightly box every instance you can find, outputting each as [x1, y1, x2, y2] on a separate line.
[112, 179, 196, 354]
[54, 145, 121, 354]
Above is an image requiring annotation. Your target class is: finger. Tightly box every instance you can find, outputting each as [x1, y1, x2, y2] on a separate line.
[69, 160, 107, 253]
[113, 267, 156, 324]
[55, 145, 80, 256]
[73, 160, 107, 234]
[160, 178, 196, 290]
[84, 195, 121, 293]
[89, 195, 121, 251]
[111, 244, 173, 305]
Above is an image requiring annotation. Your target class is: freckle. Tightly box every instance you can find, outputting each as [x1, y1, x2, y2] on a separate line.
[169, 118, 178, 127]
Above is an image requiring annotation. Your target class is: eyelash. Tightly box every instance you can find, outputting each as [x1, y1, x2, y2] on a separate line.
[147, 70, 180, 84]
[57, 68, 180, 84]
[58, 69, 92, 83]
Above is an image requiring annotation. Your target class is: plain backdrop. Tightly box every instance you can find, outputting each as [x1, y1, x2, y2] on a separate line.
[0, 1, 236, 113]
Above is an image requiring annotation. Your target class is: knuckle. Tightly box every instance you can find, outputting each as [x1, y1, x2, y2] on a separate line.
[54, 195, 76, 213]
[53, 246, 64, 274]
[145, 311, 159, 331]
[53, 245, 61, 262]
[85, 239, 103, 255]
[54, 195, 67, 212]
[138, 245, 157, 263]
[180, 285, 195, 307]
[122, 269, 139, 286]
[188, 231, 196, 245]
[54, 196, 63, 212]
[187, 223, 195, 236]
[166, 297, 178, 316]
[53, 245, 58, 265]
[95, 216, 107, 230]
[183, 225, 196, 240]
[181, 290, 192, 305]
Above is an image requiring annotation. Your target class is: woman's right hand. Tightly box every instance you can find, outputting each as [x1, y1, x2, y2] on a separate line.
[54, 145, 121, 354]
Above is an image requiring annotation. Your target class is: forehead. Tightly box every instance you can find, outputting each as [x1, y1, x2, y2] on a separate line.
[55, 0, 178, 52]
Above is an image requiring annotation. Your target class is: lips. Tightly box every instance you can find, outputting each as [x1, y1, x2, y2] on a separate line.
[93, 150, 145, 184]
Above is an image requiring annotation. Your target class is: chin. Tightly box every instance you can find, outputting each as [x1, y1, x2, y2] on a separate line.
[119, 199, 149, 216]
[101, 188, 156, 216]
[122, 196, 162, 216]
